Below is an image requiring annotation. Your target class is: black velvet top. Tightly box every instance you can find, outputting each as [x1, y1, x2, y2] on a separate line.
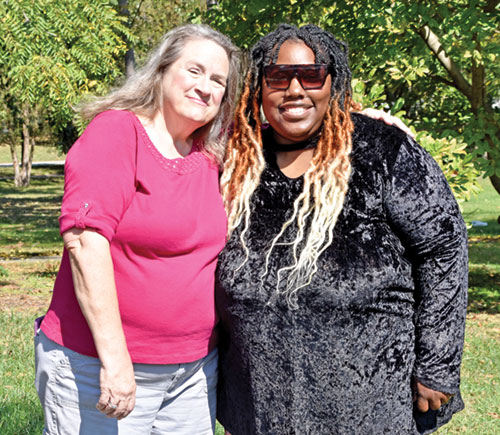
[215, 114, 468, 435]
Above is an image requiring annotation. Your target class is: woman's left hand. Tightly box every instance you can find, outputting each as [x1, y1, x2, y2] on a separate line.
[412, 379, 452, 412]
[360, 108, 415, 138]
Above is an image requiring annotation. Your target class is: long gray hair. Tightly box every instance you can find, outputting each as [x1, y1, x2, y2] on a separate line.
[80, 24, 240, 165]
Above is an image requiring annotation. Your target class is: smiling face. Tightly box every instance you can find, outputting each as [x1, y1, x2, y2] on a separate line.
[161, 38, 229, 132]
[261, 40, 332, 144]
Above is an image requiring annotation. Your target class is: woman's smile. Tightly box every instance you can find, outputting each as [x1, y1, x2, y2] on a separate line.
[187, 95, 209, 106]
[279, 103, 312, 119]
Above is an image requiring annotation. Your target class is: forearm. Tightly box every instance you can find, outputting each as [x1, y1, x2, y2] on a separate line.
[63, 228, 131, 368]
[410, 217, 468, 393]
[384, 137, 468, 392]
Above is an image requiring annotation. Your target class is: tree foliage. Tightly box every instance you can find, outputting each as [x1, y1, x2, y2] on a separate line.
[0, 0, 132, 186]
[125, 0, 205, 64]
[1, 0, 498, 199]
[202, 0, 500, 197]
[0, 0, 209, 186]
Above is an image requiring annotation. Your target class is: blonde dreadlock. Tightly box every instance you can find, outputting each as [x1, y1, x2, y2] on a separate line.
[221, 24, 357, 307]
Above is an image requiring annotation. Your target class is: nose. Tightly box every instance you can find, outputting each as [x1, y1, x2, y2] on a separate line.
[286, 74, 305, 96]
[195, 75, 211, 97]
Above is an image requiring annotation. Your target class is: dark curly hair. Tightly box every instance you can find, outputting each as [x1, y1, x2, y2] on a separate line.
[249, 24, 353, 112]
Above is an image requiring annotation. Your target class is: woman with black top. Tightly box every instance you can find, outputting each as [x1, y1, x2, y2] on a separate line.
[216, 24, 467, 434]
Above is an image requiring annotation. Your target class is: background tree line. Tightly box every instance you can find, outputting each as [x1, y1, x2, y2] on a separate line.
[1, 0, 498, 202]
[0, 0, 202, 186]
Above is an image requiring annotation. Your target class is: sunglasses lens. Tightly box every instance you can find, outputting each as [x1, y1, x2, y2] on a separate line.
[264, 66, 292, 89]
[298, 66, 327, 88]
[264, 65, 328, 90]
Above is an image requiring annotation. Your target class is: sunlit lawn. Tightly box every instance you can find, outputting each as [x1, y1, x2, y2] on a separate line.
[0, 144, 65, 164]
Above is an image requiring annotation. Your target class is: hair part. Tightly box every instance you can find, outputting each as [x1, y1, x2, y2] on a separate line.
[79, 24, 240, 166]
[221, 24, 357, 308]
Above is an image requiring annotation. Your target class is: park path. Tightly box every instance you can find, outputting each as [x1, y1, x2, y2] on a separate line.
[0, 161, 64, 167]
[0, 256, 61, 263]
[0, 160, 65, 180]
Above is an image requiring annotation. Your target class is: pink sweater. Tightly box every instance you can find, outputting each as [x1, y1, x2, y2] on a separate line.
[41, 110, 227, 364]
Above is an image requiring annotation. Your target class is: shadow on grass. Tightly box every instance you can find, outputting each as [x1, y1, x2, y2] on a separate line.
[0, 177, 63, 254]
[467, 273, 500, 314]
[34, 267, 58, 279]
[468, 238, 500, 265]
[467, 239, 500, 314]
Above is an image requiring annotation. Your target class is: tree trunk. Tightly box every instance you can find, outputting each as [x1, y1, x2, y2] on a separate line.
[18, 112, 34, 187]
[118, 0, 136, 77]
[482, 125, 499, 195]
[487, 141, 500, 195]
[207, 0, 218, 9]
[9, 142, 21, 186]
[415, 25, 472, 100]
[469, 36, 500, 195]
[125, 48, 135, 78]
[416, 24, 500, 196]
[490, 174, 500, 195]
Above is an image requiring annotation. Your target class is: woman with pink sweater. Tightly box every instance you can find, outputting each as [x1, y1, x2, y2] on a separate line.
[34, 24, 239, 434]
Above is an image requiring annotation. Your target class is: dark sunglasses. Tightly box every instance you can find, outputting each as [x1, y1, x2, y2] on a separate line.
[263, 64, 329, 90]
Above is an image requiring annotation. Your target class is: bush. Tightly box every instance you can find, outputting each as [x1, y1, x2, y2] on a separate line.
[417, 132, 481, 203]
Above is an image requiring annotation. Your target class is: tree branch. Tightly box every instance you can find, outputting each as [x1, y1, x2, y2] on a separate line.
[414, 25, 472, 101]
[427, 73, 455, 88]
[470, 33, 485, 113]
[485, 0, 499, 14]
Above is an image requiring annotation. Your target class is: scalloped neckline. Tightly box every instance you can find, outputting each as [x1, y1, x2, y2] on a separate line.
[131, 112, 205, 175]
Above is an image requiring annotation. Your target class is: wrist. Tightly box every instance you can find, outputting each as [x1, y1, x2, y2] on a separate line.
[95, 336, 131, 368]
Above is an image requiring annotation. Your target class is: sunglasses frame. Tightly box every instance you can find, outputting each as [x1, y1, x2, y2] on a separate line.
[263, 64, 329, 90]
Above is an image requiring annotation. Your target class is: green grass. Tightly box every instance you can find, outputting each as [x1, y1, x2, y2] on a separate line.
[437, 176, 500, 433]
[0, 260, 58, 310]
[0, 307, 497, 434]
[462, 176, 500, 238]
[436, 314, 500, 434]
[462, 178, 500, 316]
[0, 169, 223, 432]
[467, 240, 500, 315]
[0, 307, 227, 434]
[0, 312, 44, 434]
[0, 173, 499, 433]
[0, 144, 65, 164]
[0, 174, 63, 259]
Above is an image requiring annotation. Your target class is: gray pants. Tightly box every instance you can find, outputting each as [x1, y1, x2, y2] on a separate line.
[35, 328, 217, 434]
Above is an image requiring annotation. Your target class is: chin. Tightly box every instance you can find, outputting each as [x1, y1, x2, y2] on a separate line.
[279, 128, 317, 142]
[184, 111, 212, 125]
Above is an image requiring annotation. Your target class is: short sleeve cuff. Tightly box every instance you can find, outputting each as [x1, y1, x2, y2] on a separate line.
[59, 201, 115, 242]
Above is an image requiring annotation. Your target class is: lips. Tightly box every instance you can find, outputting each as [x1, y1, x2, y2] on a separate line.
[279, 104, 312, 119]
[187, 96, 209, 106]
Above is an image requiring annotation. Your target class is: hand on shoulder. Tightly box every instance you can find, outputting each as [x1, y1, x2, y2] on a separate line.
[359, 108, 415, 138]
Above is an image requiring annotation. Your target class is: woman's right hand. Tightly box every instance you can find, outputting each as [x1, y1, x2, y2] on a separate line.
[63, 228, 137, 420]
[412, 378, 451, 412]
[96, 356, 136, 419]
